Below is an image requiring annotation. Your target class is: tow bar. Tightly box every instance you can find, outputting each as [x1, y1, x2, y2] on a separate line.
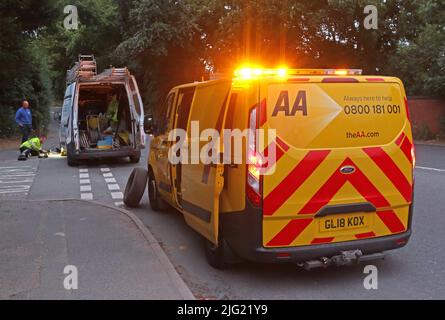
[297, 250, 385, 271]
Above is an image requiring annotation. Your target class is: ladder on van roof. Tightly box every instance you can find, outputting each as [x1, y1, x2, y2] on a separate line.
[66, 54, 97, 84]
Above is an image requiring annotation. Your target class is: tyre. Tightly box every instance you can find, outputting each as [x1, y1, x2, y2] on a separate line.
[129, 154, 140, 163]
[204, 237, 230, 269]
[148, 173, 167, 211]
[123, 168, 148, 208]
[67, 155, 77, 166]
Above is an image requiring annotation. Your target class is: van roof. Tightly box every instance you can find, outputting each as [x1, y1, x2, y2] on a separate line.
[172, 70, 403, 91]
[76, 67, 132, 84]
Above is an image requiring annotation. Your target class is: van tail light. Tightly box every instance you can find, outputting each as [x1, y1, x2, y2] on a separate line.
[246, 106, 262, 207]
[404, 97, 411, 122]
[404, 97, 415, 168]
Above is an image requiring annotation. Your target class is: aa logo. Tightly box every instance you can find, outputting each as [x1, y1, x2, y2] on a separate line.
[272, 90, 307, 117]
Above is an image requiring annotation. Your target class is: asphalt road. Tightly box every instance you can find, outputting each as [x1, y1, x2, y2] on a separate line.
[1, 114, 444, 299]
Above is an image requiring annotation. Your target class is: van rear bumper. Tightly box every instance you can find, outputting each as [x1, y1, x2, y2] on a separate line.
[72, 148, 140, 160]
[221, 202, 412, 263]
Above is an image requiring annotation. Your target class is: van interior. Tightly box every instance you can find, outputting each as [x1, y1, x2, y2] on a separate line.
[77, 83, 134, 150]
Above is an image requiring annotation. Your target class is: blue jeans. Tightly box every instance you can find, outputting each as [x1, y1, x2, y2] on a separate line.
[19, 124, 32, 143]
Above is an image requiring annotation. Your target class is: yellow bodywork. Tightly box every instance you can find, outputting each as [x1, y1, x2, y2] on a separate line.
[148, 72, 413, 249]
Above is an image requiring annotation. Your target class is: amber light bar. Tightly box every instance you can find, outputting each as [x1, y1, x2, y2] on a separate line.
[233, 67, 362, 80]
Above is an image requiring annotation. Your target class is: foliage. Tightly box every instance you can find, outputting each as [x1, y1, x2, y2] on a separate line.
[388, 0, 445, 96]
[1, 0, 444, 137]
[0, 0, 57, 137]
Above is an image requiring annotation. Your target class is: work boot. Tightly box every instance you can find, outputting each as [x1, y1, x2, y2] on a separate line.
[18, 153, 27, 161]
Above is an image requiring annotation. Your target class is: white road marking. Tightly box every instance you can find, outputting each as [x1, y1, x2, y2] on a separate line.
[80, 185, 92, 192]
[78, 168, 93, 200]
[99, 169, 125, 207]
[0, 179, 34, 184]
[0, 185, 30, 194]
[0, 173, 36, 178]
[0, 168, 34, 173]
[0, 190, 29, 194]
[111, 192, 123, 200]
[107, 184, 120, 191]
[0, 165, 36, 199]
[81, 193, 93, 200]
[415, 166, 445, 172]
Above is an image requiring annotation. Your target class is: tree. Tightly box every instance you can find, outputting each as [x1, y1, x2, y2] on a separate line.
[388, 0, 445, 96]
[0, 0, 57, 137]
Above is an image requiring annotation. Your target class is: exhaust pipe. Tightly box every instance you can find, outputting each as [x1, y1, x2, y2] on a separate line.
[297, 250, 385, 271]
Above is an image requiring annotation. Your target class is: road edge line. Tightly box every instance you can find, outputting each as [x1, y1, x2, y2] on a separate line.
[414, 141, 445, 147]
[19, 198, 196, 300]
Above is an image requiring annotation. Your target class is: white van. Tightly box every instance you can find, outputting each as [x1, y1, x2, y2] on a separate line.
[59, 55, 145, 166]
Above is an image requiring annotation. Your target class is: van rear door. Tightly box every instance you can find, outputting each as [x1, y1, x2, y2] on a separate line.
[260, 78, 413, 248]
[61, 82, 76, 147]
[129, 76, 145, 147]
[179, 79, 231, 245]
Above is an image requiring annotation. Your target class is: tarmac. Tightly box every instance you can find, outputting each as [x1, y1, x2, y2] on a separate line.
[0, 199, 194, 300]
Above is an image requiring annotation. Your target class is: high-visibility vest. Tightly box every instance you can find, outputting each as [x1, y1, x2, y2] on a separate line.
[20, 137, 41, 151]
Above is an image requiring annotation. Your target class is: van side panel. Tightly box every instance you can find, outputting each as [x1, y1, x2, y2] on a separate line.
[260, 79, 413, 248]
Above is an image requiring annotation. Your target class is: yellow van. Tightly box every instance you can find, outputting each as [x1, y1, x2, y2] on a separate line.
[137, 68, 414, 269]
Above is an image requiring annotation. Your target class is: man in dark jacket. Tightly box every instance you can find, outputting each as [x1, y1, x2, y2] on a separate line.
[15, 100, 32, 143]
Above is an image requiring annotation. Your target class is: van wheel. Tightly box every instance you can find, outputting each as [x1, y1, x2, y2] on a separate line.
[67, 155, 77, 167]
[129, 154, 140, 163]
[123, 168, 148, 208]
[204, 237, 230, 269]
[148, 175, 167, 211]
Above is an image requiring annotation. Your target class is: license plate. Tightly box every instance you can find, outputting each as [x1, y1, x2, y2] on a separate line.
[319, 213, 371, 232]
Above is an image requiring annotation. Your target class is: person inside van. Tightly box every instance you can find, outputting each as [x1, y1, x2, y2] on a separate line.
[18, 135, 48, 161]
[105, 93, 119, 132]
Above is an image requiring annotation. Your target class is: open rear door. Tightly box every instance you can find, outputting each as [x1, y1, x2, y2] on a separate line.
[179, 79, 231, 245]
[128, 75, 145, 148]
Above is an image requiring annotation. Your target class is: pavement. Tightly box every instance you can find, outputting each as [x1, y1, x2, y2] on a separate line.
[1, 108, 445, 299]
[0, 199, 194, 300]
